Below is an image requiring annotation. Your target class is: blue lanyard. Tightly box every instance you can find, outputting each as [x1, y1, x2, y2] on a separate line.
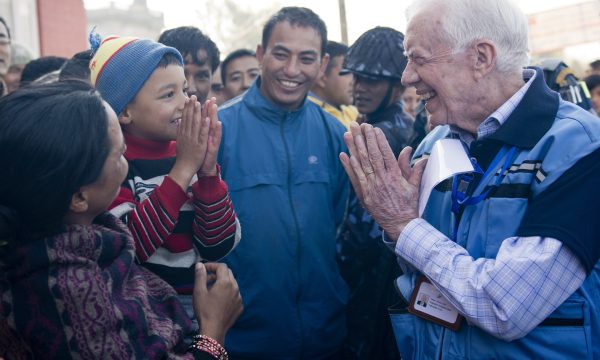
[450, 146, 517, 242]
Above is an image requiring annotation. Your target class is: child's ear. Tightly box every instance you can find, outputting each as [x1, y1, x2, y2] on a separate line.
[69, 190, 89, 214]
[119, 107, 133, 125]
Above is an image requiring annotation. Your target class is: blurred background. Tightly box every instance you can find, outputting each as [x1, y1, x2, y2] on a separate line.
[2, 0, 599, 75]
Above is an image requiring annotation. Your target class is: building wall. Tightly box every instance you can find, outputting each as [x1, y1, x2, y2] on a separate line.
[86, 2, 164, 41]
[37, 0, 87, 57]
[528, 1, 600, 55]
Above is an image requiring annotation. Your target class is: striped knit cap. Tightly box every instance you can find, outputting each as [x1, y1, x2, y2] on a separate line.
[89, 35, 183, 115]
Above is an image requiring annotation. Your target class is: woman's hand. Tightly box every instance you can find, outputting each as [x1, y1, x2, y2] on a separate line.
[192, 262, 243, 344]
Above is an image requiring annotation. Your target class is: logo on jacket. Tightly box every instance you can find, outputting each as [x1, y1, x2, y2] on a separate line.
[308, 155, 319, 165]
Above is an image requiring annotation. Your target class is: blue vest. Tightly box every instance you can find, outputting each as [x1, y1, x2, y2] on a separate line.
[390, 70, 600, 359]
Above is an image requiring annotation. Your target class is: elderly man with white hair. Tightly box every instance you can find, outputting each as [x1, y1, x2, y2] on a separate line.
[340, 0, 600, 358]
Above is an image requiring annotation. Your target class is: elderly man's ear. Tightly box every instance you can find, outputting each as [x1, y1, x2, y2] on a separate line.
[473, 40, 497, 78]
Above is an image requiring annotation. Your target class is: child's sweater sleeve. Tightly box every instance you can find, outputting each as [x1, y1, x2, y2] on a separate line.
[190, 168, 241, 261]
[110, 176, 189, 262]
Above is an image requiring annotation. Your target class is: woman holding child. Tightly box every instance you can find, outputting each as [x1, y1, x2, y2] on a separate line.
[0, 80, 241, 359]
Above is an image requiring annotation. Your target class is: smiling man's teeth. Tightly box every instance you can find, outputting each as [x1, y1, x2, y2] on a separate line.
[280, 80, 300, 88]
[421, 91, 436, 101]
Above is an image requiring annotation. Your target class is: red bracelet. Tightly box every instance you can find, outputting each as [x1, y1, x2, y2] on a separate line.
[188, 334, 228, 360]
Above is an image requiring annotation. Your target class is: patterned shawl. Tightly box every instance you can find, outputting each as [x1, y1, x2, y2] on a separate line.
[0, 213, 194, 359]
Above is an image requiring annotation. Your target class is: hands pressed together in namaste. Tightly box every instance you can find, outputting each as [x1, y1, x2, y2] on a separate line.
[339, 122, 428, 240]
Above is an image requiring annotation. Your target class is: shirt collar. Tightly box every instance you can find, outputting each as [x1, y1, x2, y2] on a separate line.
[452, 67, 559, 149]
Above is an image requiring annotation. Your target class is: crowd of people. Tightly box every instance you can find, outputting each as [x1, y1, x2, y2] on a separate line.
[0, 0, 599, 359]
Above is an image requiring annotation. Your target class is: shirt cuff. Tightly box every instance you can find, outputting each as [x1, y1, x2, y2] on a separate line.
[381, 231, 398, 253]
[395, 218, 447, 271]
[192, 165, 228, 203]
[157, 175, 191, 216]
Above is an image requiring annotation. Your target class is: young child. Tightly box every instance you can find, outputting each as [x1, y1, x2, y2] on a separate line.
[90, 36, 241, 320]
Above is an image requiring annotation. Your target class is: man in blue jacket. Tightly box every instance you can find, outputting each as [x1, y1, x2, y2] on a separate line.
[217, 7, 349, 359]
[341, 0, 600, 359]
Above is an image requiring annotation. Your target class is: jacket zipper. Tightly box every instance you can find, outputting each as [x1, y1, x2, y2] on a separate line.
[280, 113, 304, 358]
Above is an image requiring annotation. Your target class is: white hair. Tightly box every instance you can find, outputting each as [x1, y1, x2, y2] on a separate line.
[406, 0, 530, 73]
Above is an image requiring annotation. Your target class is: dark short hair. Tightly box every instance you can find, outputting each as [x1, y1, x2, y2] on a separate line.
[0, 80, 110, 241]
[585, 74, 600, 92]
[590, 60, 600, 71]
[156, 52, 184, 69]
[21, 56, 67, 85]
[0, 16, 10, 39]
[59, 49, 93, 82]
[262, 7, 327, 56]
[221, 49, 256, 85]
[158, 26, 220, 72]
[324, 41, 348, 75]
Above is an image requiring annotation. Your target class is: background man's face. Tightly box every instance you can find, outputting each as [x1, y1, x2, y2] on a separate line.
[322, 55, 353, 108]
[353, 75, 392, 115]
[402, 86, 419, 118]
[209, 65, 226, 105]
[224, 55, 259, 99]
[184, 49, 212, 103]
[257, 21, 327, 110]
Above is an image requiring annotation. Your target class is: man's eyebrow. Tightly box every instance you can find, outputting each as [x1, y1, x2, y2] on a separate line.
[270, 45, 290, 53]
[299, 50, 318, 57]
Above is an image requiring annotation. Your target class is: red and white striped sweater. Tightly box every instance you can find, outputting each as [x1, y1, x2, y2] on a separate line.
[109, 133, 240, 294]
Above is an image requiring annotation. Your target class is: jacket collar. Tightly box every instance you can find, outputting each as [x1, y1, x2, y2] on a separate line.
[243, 77, 309, 122]
[487, 67, 559, 149]
[367, 101, 405, 124]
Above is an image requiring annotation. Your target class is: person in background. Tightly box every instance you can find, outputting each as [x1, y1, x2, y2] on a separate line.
[341, 0, 600, 358]
[0, 80, 242, 359]
[585, 74, 600, 116]
[342, 27, 414, 157]
[309, 40, 357, 129]
[337, 26, 415, 360]
[89, 35, 241, 336]
[217, 7, 349, 359]
[59, 49, 93, 82]
[209, 65, 226, 106]
[220, 49, 259, 101]
[401, 85, 419, 119]
[0, 17, 11, 96]
[539, 59, 593, 111]
[158, 26, 220, 103]
[20, 56, 66, 86]
[589, 59, 600, 76]
[5, 43, 32, 93]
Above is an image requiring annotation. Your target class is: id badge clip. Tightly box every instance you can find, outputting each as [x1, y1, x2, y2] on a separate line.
[408, 276, 463, 331]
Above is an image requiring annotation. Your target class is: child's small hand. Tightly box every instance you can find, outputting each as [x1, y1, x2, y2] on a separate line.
[197, 97, 222, 177]
[170, 95, 210, 190]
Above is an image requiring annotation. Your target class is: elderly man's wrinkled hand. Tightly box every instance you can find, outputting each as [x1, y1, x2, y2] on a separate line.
[339, 123, 427, 241]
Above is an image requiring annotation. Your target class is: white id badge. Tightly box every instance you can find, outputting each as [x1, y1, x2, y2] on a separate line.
[408, 276, 463, 331]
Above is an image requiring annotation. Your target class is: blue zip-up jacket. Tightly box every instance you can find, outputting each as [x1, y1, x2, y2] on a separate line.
[389, 68, 600, 359]
[217, 79, 350, 359]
